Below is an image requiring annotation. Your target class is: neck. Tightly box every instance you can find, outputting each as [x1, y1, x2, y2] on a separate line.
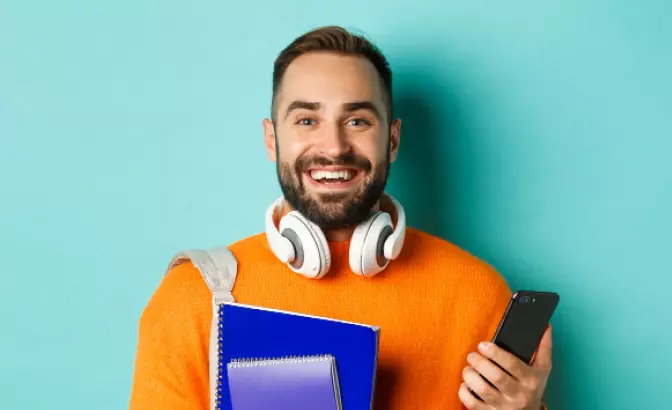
[279, 195, 393, 243]
[321, 228, 352, 242]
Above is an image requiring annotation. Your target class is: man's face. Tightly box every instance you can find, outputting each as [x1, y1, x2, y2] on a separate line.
[263, 52, 401, 229]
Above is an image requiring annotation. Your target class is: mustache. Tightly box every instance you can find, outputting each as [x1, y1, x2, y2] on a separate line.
[294, 152, 372, 173]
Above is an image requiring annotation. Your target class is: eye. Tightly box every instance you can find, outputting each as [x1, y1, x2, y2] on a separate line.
[296, 117, 316, 126]
[347, 118, 371, 127]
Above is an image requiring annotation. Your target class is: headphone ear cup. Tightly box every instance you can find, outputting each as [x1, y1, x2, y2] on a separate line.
[279, 211, 331, 279]
[349, 211, 394, 277]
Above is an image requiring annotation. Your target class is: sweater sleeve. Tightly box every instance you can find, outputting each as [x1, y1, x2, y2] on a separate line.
[129, 263, 212, 410]
[482, 265, 514, 341]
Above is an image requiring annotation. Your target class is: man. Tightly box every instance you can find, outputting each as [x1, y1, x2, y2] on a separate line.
[129, 26, 553, 409]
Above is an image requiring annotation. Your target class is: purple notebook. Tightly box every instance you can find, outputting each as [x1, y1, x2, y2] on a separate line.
[227, 354, 342, 410]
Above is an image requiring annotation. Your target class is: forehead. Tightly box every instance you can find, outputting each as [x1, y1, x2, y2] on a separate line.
[276, 52, 386, 113]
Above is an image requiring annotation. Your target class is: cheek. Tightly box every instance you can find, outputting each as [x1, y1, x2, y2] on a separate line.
[276, 146, 300, 167]
[354, 138, 388, 164]
[276, 133, 307, 157]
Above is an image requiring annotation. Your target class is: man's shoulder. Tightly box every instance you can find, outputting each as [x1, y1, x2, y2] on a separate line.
[139, 257, 212, 332]
[227, 232, 269, 251]
[403, 226, 491, 267]
[226, 232, 277, 264]
[402, 227, 510, 290]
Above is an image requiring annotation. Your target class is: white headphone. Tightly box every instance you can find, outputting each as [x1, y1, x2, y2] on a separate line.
[265, 195, 406, 279]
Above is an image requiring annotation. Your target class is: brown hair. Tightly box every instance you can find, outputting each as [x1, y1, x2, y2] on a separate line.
[271, 26, 393, 123]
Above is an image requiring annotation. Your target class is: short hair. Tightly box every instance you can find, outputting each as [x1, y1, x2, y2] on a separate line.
[271, 26, 393, 123]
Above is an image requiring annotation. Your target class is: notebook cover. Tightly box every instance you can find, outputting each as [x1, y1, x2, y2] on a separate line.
[227, 355, 341, 410]
[216, 302, 380, 410]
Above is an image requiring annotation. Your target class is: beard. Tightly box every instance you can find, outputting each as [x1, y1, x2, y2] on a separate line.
[276, 147, 390, 230]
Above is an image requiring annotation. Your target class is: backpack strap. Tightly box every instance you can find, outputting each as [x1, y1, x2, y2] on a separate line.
[166, 246, 238, 410]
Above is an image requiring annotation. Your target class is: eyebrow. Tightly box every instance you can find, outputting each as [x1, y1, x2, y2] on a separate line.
[342, 101, 382, 120]
[284, 100, 382, 121]
[284, 100, 321, 119]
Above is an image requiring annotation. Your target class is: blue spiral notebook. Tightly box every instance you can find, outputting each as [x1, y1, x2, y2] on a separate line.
[216, 302, 380, 410]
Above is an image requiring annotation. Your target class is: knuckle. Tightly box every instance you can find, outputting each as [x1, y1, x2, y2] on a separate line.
[490, 371, 504, 384]
[502, 358, 517, 373]
[474, 382, 498, 403]
[462, 367, 471, 378]
[472, 382, 487, 396]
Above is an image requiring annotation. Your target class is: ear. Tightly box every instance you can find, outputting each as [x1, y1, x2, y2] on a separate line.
[389, 118, 401, 163]
[263, 118, 277, 162]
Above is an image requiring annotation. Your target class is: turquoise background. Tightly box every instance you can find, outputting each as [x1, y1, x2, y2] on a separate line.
[1, 0, 670, 408]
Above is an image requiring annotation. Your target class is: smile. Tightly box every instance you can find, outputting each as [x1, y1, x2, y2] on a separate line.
[309, 169, 356, 182]
[303, 168, 362, 190]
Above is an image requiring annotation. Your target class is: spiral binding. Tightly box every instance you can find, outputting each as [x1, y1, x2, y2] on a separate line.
[228, 354, 334, 368]
[216, 303, 225, 409]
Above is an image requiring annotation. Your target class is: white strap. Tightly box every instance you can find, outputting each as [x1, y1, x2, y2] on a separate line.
[167, 247, 238, 302]
[166, 246, 238, 410]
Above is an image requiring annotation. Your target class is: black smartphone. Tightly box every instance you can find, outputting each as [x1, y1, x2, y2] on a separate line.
[491, 290, 560, 364]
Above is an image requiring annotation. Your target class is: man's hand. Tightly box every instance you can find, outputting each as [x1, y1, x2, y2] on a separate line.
[458, 327, 552, 409]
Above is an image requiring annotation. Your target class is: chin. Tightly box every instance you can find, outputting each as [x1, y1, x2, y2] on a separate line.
[311, 190, 358, 203]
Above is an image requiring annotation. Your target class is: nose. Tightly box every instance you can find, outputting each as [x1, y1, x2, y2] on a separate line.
[318, 123, 351, 157]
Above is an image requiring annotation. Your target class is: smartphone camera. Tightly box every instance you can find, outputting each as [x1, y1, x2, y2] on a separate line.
[520, 296, 530, 304]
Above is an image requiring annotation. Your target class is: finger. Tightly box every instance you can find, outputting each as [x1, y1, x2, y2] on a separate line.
[458, 382, 491, 410]
[532, 326, 553, 371]
[462, 366, 503, 407]
[478, 341, 530, 380]
[467, 352, 517, 396]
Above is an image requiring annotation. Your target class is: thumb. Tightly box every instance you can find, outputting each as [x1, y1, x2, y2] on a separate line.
[532, 325, 552, 371]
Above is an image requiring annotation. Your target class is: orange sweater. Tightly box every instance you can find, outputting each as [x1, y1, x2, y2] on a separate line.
[129, 227, 512, 409]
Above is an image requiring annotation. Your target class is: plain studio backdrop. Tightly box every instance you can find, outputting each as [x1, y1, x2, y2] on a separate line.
[1, 0, 670, 409]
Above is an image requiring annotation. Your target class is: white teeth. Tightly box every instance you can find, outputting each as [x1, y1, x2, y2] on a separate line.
[310, 170, 354, 181]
